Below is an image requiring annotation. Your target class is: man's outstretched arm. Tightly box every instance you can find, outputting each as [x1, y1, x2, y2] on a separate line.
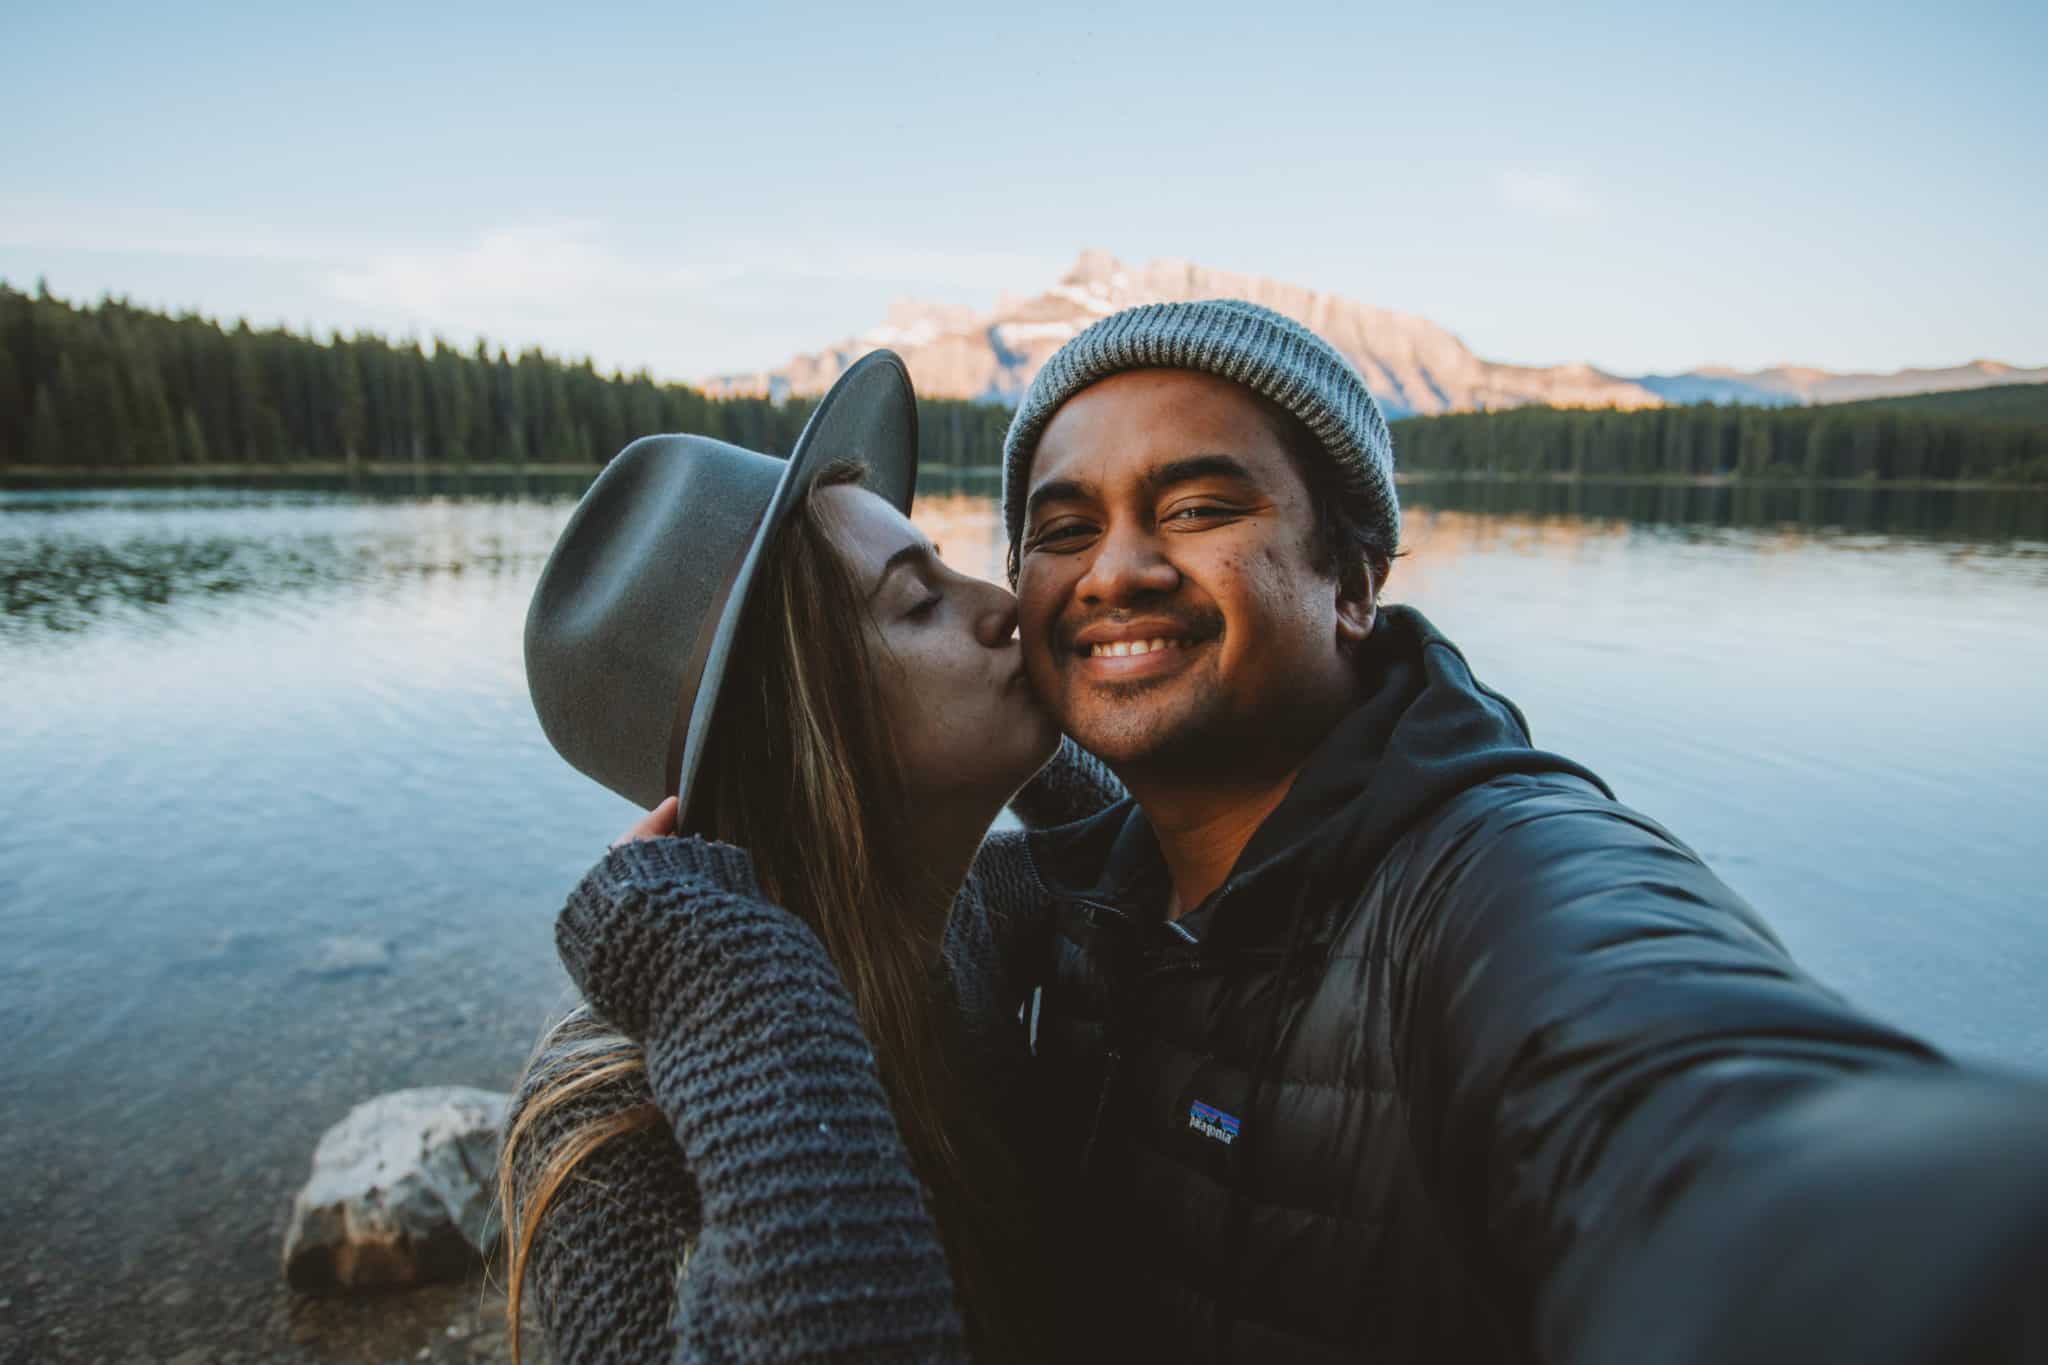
[1383, 775, 2048, 1365]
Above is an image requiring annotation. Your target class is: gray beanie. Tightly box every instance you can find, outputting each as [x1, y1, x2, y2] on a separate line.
[1000, 298, 1398, 576]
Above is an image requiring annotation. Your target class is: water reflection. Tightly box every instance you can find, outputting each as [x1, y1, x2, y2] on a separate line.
[1399, 477, 2048, 542]
[6, 481, 2043, 650]
[0, 490, 572, 647]
[922, 466, 2048, 544]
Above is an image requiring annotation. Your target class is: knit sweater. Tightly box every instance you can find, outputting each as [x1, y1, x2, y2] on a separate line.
[508, 742, 1122, 1364]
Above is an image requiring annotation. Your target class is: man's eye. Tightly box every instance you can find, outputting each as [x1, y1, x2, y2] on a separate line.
[1027, 523, 1093, 550]
[1165, 504, 1238, 523]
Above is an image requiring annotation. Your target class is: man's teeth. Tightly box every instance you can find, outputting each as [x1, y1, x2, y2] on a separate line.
[1088, 638, 1186, 658]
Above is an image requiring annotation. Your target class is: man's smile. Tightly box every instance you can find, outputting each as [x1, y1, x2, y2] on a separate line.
[1065, 616, 1221, 683]
[1083, 636, 1188, 658]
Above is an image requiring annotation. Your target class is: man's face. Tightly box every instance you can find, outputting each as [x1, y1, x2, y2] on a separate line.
[1015, 368, 1375, 777]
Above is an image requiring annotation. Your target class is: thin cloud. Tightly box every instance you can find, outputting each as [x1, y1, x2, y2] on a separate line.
[323, 228, 1067, 374]
[771, 246, 1069, 291]
[0, 196, 358, 264]
[1496, 170, 1601, 221]
[325, 229, 1057, 325]
[325, 223, 744, 326]
[0, 200, 1069, 377]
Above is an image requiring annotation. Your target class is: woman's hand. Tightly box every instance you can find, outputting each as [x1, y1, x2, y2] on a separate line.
[611, 795, 680, 848]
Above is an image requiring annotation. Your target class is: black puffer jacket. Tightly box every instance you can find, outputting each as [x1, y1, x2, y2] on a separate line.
[1025, 606, 2048, 1364]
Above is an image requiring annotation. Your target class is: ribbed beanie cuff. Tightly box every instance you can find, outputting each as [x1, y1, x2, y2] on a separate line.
[1000, 299, 1398, 578]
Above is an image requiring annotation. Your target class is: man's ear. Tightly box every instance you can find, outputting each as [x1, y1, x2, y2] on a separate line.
[1335, 558, 1377, 653]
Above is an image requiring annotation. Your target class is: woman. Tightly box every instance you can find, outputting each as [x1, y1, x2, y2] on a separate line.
[499, 353, 1119, 1363]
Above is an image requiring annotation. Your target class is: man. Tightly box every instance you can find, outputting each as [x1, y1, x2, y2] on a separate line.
[1000, 299, 2048, 1363]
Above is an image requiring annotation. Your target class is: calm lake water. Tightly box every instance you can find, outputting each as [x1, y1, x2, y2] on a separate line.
[2, 476, 2046, 1357]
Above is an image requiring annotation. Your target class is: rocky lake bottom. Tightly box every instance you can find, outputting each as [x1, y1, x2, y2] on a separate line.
[0, 927, 565, 1364]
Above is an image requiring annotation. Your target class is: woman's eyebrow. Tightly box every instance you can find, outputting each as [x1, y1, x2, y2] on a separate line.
[868, 541, 936, 603]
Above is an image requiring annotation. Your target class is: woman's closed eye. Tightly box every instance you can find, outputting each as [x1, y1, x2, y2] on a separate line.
[905, 591, 943, 621]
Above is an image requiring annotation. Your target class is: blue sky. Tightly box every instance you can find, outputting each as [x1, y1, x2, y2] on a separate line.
[4, 0, 2042, 382]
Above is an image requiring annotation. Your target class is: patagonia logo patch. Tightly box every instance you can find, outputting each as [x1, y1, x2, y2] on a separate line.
[1187, 1099, 1241, 1147]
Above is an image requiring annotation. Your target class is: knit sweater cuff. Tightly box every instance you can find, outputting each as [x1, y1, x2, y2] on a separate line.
[555, 836, 768, 1041]
[590, 835, 763, 901]
[1009, 735, 1128, 829]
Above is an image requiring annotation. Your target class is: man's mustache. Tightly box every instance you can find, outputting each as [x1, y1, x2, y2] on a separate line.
[1052, 605, 1226, 656]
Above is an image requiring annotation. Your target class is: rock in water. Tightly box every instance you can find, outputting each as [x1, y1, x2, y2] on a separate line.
[283, 1086, 510, 1292]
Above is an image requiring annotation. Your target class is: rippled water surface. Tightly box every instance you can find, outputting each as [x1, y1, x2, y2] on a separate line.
[2, 480, 2045, 1356]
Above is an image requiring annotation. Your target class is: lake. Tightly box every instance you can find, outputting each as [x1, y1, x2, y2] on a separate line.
[3, 477, 2046, 1360]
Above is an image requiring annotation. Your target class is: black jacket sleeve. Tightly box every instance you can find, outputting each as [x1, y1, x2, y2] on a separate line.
[1383, 774, 2048, 1365]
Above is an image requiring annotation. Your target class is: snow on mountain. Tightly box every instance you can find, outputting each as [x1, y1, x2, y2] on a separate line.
[1636, 360, 2048, 408]
[704, 251, 1658, 417]
[705, 252, 2044, 417]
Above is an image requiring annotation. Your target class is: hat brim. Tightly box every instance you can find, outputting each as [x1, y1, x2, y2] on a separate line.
[672, 349, 919, 829]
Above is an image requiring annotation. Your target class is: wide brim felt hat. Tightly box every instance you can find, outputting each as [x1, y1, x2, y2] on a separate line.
[524, 349, 918, 823]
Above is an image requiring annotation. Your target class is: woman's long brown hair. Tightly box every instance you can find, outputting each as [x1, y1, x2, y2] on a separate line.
[498, 462, 1043, 1361]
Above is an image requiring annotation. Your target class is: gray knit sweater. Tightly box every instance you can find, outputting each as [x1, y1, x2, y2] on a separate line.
[509, 742, 1122, 1364]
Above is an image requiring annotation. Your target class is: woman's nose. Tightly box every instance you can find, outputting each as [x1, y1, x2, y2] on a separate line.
[971, 581, 1020, 648]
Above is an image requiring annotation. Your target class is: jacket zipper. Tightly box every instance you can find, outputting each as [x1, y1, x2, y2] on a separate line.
[1066, 897, 1135, 1178]
[1067, 890, 1285, 1176]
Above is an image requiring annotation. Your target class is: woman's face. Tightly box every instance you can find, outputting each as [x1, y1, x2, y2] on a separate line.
[817, 484, 1060, 807]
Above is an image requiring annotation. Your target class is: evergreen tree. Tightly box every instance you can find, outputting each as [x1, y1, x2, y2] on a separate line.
[136, 378, 177, 466]
[2, 283, 2038, 488]
[178, 409, 208, 465]
[0, 346, 21, 466]
[30, 383, 62, 466]
[335, 344, 368, 466]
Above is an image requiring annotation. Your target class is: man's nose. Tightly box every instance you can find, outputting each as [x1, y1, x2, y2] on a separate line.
[1074, 523, 1180, 603]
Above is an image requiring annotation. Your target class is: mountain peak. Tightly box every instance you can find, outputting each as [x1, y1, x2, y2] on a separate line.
[1061, 248, 1126, 288]
[704, 255, 2042, 415]
[705, 253, 1660, 416]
